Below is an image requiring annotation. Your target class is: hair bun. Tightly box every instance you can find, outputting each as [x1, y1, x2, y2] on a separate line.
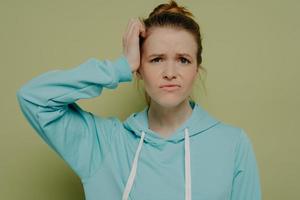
[149, 0, 194, 18]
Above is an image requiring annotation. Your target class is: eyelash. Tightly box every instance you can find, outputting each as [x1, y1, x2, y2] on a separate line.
[180, 57, 191, 64]
[150, 57, 191, 64]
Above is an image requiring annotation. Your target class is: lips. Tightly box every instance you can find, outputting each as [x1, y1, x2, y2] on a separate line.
[159, 84, 181, 92]
[159, 84, 181, 88]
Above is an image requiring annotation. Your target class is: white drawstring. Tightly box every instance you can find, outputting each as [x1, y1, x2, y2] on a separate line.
[122, 131, 145, 200]
[185, 128, 192, 200]
[122, 129, 192, 200]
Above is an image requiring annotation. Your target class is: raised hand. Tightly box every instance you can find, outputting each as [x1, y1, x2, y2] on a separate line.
[122, 18, 146, 73]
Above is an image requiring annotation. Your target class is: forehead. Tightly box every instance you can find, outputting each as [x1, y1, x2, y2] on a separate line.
[142, 27, 197, 56]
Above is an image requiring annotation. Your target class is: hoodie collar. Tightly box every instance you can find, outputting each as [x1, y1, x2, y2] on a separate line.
[123, 100, 220, 147]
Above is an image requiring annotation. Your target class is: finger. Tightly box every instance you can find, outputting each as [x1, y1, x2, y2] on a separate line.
[130, 19, 145, 38]
[126, 21, 137, 45]
[123, 18, 135, 44]
[136, 21, 145, 39]
[128, 19, 142, 40]
[137, 19, 146, 37]
[140, 24, 146, 37]
[125, 18, 135, 34]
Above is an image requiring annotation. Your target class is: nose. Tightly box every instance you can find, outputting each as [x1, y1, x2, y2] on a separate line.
[162, 62, 177, 80]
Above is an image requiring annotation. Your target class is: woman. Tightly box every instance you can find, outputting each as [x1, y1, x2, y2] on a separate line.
[16, 1, 261, 199]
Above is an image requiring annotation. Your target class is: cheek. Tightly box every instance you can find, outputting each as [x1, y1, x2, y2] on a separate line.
[184, 71, 198, 87]
[140, 70, 157, 90]
[143, 74, 157, 89]
[140, 65, 159, 82]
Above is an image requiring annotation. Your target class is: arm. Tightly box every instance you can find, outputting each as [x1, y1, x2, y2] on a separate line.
[230, 129, 262, 200]
[16, 55, 132, 182]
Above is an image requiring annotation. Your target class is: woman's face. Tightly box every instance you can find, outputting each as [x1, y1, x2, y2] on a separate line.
[138, 27, 199, 108]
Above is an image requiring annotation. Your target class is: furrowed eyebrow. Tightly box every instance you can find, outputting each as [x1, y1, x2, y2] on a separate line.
[147, 53, 192, 58]
[148, 54, 165, 58]
[177, 53, 192, 59]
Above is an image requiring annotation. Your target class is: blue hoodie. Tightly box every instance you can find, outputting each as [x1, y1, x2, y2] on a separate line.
[16, 55, 261, 200]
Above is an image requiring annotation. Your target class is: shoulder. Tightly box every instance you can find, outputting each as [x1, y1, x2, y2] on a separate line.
[211, 121, 253, 148]
[215, 122, 256, 156]
[212, 121, 242, 138]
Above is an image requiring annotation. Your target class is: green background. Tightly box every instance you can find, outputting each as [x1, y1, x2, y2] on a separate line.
[1, 0, 299, 199]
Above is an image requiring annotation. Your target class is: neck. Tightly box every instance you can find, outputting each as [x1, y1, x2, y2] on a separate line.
[148, 99, 193, 138]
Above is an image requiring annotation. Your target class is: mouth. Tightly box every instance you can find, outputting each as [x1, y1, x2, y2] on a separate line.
[159, 84, 181, 87]
[159, 85, 181, 91]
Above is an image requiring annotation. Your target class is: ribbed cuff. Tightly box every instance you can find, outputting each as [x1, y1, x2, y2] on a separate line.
[111, 54, 133, 82]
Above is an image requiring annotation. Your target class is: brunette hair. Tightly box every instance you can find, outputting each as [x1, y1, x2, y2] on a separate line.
[135, 0, 207, 106]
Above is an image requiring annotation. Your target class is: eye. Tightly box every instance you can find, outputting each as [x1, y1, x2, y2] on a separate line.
[150, 57, 162, 63]
[179, 57, 191, 64]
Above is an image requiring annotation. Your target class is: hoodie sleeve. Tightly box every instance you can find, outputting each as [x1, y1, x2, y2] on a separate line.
[16, 55, 132, 182]
[230, 129, 262, 200]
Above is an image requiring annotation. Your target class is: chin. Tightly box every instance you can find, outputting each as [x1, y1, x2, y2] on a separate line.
[150, 96, 187, 108]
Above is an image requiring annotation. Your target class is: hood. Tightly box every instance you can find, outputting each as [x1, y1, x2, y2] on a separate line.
[121, 100, 221, 200]
[123, 100, 221, 148]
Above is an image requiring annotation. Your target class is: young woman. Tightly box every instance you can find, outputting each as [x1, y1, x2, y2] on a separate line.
[16, 1, 261, 199]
